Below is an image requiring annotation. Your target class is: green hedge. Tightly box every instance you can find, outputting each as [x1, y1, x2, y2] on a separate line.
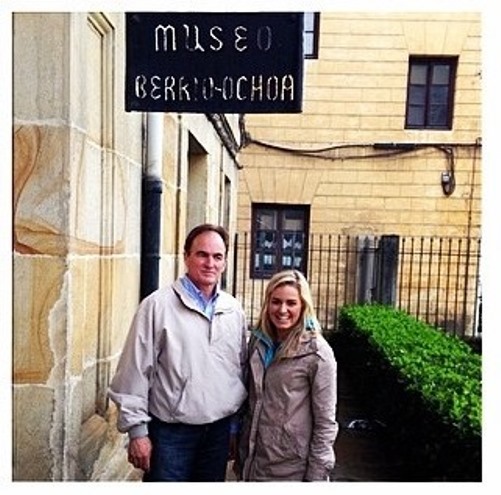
[335, 303, 482, 480]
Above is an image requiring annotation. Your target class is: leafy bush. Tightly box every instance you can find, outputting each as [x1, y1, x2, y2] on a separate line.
[334, 303, 482, 480]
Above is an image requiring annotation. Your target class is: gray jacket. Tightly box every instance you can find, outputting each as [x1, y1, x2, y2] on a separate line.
[108, 279, 248, 438]
[239, 330, 338, 481]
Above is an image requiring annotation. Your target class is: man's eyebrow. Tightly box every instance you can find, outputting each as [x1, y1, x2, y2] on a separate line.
[194, 250, 224, 256]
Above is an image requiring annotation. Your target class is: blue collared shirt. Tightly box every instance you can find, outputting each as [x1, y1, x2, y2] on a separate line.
[180, 275, 219, 320]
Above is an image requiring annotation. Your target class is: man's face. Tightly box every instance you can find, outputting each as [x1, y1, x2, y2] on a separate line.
[184, 231, 227, 294]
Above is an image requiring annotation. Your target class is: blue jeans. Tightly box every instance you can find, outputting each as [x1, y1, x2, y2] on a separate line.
[143, 415, 232, 482]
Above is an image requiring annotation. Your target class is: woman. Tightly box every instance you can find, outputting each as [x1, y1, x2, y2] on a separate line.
[236, 270, 338, 481]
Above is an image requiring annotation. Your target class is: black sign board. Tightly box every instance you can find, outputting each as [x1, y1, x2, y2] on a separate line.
[125, 12, 304, 113]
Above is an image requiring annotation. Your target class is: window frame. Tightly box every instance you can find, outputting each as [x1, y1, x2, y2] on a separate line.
[405, 56, 458, 130]
[250, 203, 310, 279]
[303, 12, 320, 59]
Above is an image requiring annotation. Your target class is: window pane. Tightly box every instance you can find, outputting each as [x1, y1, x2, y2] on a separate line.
[263, 254, 275, 270]
[282, 231, 304, 272]
[254, 230, 277, 273]
[283, 211, 303, 229]
[432, 64, 450, 85]
[303, 35, 314, 56]
[407, 105, 425, 126]
[410, 64, 427, 85]
[304, 12, 315, 30]
[283, 215, 304, 231]
[428, 104, 448, 126]
[258, 230, 276, 249]
[254, 252, 276, 271]
[283, 209, 304, 220]
[430, 85, 449, 104]
[256, 210, 277, 229]
[408, 86, 426, 105]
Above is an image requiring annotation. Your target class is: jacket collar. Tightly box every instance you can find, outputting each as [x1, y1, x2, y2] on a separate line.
[173, 278, 236, 314]
[252, 328, 318, 366]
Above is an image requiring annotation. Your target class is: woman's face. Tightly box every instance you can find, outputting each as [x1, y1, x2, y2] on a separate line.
[268, 283, 303, 336]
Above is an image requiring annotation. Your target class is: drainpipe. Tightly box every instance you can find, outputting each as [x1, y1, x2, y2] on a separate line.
[174, 113, 183, 279]
[140, 113, 163, 300]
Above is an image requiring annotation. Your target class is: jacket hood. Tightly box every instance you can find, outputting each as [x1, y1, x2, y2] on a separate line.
[251, 327, 320, 368]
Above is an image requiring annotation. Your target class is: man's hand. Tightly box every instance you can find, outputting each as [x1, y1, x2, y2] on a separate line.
[128, 436, 152, 472]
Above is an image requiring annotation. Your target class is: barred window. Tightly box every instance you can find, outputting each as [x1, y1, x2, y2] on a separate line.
[251, 204, 310, 279]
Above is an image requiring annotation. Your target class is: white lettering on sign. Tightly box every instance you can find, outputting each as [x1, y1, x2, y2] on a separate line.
[128, 14, 303, 111]
[154, 23, 273, 52]
[209, 26, 224, 51]
[134, 74, 296, 103]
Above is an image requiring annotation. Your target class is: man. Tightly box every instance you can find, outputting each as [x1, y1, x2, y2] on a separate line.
[108, 224, 248, 481]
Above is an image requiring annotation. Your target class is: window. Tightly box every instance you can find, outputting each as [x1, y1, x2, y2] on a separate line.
[405, 57, 457, 130]
[251, 204, 310, 279]
[303, 12, 319, 59]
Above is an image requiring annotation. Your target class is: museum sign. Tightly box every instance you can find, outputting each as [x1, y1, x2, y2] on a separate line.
[125, 12, 304, 113]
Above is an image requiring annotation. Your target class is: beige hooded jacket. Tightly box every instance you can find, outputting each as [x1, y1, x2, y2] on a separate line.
[238, 330, 338, 481]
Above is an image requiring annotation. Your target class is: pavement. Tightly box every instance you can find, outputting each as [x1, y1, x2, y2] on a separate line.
[225, 361, 406, 483]
[330, 364, 407, 481]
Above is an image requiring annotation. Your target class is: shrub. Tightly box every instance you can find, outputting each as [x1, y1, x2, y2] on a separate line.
[334, 303, 482, 481]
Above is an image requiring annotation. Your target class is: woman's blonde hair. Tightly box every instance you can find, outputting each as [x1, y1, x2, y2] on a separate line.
[256, 270, 321, 358]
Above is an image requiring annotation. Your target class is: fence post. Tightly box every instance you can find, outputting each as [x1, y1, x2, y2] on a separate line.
[357, 236, 376, 303]
[374, 235, 400, 306]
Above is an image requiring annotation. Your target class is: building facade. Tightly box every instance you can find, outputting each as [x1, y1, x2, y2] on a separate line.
[12, 12, 243, 480]
[11, 10, 482, 482]
[235, 12, 482, 333]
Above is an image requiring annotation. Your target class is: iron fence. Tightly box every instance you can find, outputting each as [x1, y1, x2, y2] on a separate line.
[231, 233, 482, 340]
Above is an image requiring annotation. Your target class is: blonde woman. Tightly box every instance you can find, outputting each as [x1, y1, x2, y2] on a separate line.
[236, 270, 338, 481]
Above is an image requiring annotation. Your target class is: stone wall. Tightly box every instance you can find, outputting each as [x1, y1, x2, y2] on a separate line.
[12, 12, 242, 481]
